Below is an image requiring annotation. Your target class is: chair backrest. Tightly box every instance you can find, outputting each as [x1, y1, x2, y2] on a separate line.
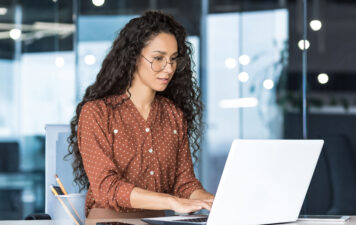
[0, 141, 19, 172]
[0, 141, 22, 219]
[45, 124, 84, 217]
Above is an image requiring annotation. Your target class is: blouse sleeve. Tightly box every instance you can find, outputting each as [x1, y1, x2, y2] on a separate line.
[173, 118, 203, 199]
[77, 101, 135, 209]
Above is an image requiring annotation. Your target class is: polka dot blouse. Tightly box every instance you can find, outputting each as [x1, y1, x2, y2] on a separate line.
[77, 93, 203, 215]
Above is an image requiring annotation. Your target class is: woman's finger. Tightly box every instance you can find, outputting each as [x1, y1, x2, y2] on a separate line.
[195, 201, 211, 211]
[187, 205, 202, 213]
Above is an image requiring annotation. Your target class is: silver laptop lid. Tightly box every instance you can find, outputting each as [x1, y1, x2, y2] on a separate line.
[207, 139, 324, 225]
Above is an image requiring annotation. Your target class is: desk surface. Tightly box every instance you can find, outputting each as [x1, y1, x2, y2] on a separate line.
[1, 216, 356, 225]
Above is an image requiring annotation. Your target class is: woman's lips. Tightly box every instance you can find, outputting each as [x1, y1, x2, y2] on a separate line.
[157, 78, 169, 84]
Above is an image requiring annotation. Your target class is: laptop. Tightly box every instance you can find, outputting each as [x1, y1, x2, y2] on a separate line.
[142, 139, 324, 225]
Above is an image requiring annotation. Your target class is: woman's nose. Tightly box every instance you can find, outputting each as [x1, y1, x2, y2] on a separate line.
[164, 62, 175, 73]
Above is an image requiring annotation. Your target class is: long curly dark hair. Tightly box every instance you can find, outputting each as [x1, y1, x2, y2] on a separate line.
[66, 10, 203, 192]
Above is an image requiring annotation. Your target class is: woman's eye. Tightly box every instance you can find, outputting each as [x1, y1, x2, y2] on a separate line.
[154, 56, 164, 61]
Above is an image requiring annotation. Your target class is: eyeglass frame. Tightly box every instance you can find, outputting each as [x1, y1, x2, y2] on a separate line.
[141, 54, 185, 72]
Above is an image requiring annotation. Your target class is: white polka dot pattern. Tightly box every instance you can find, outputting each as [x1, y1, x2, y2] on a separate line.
[77, 93, 203, 215]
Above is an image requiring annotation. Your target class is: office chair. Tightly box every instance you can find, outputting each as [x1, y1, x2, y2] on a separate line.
[0, 142, 22, 219]
[27, 124, 86, 220]
[44, 124, 84, 219]
[304, 134, 356, 215]
[324, 134, 356, 214]
[285, 112, 356, 215]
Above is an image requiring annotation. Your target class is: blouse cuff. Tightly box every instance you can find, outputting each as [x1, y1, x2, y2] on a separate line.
[116, 182, 135, 208]
[178, 181, 204, 199]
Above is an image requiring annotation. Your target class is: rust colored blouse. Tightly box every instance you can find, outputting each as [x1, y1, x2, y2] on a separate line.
[77, 93, 203, 215]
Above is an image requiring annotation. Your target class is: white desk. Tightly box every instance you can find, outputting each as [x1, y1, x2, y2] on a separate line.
[0, 216, 356, 225]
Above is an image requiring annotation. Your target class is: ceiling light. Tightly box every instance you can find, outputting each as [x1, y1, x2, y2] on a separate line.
[84, 54, 96, 65]
[263, 79, 274, 90]
[0, 8, 7, 15]
[225, 58, 236, 69]
[9, 29, 21, 40]
[219, 98, 258, 109]
[92, 0, 105, 7]
[238, 54, 250, 65]
[317, 73, 329, 84]
[55, 57, 64, 68]
[34, 32, 44, 39]
[238, 72, 249, 83]
[298, 40, 310, 50]
[310, 20, 322, 31]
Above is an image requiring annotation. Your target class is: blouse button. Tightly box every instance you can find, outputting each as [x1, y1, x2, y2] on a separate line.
[173, 129, 177, 134]
[113, 129, 118, 134]
[148, 148, 153, 153]
[145, 128, 150, 133]
[150, 171, 155, 175]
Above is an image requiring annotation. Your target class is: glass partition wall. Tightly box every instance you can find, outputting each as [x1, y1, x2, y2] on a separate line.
[0, 0, 74, 219]
[202, 6, 289, 193]
[0, 0, 355, 219]
[289, 0, 356, 215]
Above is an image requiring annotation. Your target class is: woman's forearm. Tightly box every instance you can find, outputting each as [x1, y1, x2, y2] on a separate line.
[130, 187, 173, 210]
[129, 187, 213, 213]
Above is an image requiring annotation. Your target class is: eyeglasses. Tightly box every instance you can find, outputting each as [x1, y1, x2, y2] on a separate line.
[141, 55, 186, 73]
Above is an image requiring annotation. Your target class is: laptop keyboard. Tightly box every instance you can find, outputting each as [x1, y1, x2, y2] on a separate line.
[175, 217, 208, 222]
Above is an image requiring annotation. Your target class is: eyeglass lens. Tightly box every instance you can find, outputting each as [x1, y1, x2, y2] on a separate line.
[151, 57, 185, 72]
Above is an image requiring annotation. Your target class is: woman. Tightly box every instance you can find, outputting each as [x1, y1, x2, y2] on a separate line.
[67, 10, 214, 219]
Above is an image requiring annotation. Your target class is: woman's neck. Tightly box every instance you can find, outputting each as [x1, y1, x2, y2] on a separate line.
[127, 82, 156, 110]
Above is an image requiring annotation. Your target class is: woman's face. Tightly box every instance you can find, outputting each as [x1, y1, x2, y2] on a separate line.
[133, 32, 178, 92]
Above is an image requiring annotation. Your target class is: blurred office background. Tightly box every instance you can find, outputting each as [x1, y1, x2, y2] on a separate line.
[0, 0, 356, 220]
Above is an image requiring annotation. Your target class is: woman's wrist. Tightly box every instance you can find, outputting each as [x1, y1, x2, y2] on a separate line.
[165, 195, 178, 210]
[189, 189, 214, 200]
[130, 187, 176, 210]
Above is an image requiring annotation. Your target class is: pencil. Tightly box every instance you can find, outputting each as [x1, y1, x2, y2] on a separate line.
[51, 185, 81, 225]
[55, 174, 68, 195]
[55, 175, 84, 224]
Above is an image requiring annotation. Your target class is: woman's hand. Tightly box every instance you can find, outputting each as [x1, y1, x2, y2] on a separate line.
[168, 196, 213, 214]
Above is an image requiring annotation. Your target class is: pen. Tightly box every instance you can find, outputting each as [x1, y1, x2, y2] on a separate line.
[55, 175, 84, 224]
[50, 185, 81, 225]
